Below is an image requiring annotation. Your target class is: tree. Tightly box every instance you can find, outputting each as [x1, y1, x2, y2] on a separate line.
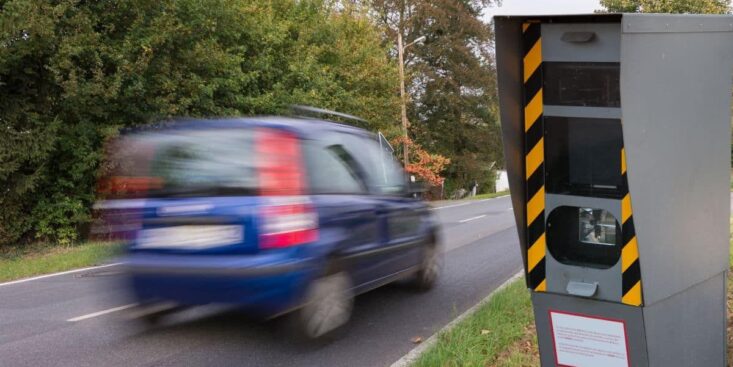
[369, 0, 502, 195]
[601, 0, 730, 13]
[390, 135, 450, 187]
[0, 0, 398, 246]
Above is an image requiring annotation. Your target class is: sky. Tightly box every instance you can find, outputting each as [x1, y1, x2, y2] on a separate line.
[483, 0, 604, 21]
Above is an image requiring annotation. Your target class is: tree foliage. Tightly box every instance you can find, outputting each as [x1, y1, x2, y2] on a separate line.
[601, 0, 730, 13]
[369, 0, 502, 195]
[0, 0, 398, 246]
[391, 136, 450, 186]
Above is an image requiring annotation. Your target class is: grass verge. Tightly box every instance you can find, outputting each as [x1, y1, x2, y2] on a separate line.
[414, 219, 733, 367]
[0, 241, 124, 283]
[472, 190, 510, 200]
[413, 280, 534, 367]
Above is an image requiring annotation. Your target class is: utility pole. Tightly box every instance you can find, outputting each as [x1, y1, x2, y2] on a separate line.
[397, 33, 425, 167]
[397, 32, 409, 167]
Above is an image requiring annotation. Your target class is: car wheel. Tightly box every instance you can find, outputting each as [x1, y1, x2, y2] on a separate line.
[293, 271, 354, 339]
[413, 241, 441, 291]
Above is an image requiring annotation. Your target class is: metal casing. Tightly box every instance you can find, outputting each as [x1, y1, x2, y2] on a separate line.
[496, 12, 733, 305]
[496, 13, 733, 366]
[619, 14, 733, 306]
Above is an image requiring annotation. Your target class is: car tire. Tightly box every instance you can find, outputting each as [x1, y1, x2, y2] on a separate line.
[412, 239, 441, 291]
[292, 270, 354, 340]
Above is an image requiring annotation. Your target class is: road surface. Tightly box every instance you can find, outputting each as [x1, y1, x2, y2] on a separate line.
[0, 196, 522, 367]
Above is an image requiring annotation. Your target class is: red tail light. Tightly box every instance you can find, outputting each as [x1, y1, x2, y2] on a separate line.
[259, 200, 319, 249]
[256, 128, 305, 196]
[255, 128, 316, 248]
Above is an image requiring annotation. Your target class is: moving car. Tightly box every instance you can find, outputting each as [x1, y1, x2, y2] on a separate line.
[97, 112, 442, 339]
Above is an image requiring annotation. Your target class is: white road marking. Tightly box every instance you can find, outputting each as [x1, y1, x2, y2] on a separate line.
[459, 214, 487, 223]
[67, 303, 138, 322]
[430, 194, 509, 211]
[0, 262, 123, 288]
[431, 202, 473, 210]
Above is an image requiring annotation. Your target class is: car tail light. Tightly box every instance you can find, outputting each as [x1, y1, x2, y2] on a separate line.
[255, 128, 315, 248]
[256, 128, 305, 196]
[259, 200, 319, 249]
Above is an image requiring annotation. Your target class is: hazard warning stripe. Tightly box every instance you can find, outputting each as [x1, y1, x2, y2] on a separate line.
[525, 138, 544, 180]
[527, 233, 546, 271]
[620, 148, 643, 306]
[522, 22, 546, 292]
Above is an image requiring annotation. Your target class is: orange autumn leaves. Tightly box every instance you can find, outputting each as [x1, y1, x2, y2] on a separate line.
[391, 136, 450, 187]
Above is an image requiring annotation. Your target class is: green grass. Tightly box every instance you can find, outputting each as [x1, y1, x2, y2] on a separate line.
[414, 280, 535, 367]
[0, 241, 124, 282]
[472, 190, 510, 200]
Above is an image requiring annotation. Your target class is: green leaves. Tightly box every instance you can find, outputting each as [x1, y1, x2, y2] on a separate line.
[372, 0, 502, 195]
[0, 0, 398, 247]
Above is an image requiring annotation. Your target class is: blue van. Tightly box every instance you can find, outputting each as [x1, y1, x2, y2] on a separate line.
[98, 113, 442, 339]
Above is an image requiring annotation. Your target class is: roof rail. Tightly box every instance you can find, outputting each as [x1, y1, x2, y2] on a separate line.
[289, 105, 368, 125]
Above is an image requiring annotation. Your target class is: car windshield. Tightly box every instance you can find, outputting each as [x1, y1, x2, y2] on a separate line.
[100, 128, 257, 198]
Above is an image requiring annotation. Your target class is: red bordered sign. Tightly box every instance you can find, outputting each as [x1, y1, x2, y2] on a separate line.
[548, 310, 631, 367]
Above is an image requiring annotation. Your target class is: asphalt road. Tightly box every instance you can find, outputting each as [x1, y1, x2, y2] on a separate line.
[0, 196, 522, 367]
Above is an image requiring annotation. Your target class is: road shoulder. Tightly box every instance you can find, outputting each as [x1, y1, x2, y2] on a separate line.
[391, 270, 525, 367]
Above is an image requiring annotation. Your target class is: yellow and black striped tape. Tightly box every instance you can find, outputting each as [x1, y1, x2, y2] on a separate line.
[522, 22, 546, 292]
[620, 148, 642, 306]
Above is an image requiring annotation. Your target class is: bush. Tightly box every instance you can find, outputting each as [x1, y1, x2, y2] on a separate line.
[0, 0, 399, 247]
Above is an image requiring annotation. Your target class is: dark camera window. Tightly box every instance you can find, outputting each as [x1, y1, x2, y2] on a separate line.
[543, 62, 620, 107]
[544, 116, 624, 198]
[547, 206, 621, 269]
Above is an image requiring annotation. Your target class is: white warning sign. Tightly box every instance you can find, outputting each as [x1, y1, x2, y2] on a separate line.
[549, 311, 630, 367]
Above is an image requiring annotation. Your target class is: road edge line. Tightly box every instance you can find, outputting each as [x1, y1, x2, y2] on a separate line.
[479, 194, 509, 201]
[430, 193, 510, 210]
[390, 269, 524, 367]
[0, 262, 123, 288]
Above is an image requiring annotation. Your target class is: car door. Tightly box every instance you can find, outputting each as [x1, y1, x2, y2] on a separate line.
[302, 138, 388, 287]
[345, 134, 424, 277]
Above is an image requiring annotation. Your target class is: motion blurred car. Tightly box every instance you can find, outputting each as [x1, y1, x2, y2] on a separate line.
[95, 112, 442, 339]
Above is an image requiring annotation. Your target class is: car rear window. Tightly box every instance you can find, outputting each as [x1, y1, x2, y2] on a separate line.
[100, 129, 257, 198]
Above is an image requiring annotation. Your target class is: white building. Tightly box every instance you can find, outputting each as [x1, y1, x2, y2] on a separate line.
[495, 170, 509, 192]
